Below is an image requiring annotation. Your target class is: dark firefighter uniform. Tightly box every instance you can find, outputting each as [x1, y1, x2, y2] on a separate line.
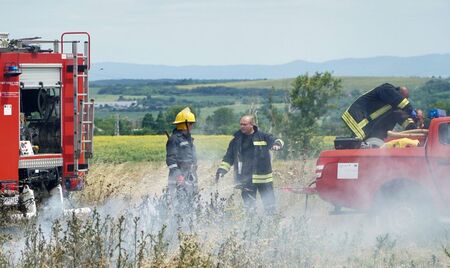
[217, 126, 283, 214]
[166, 108, 198, 195]
[342, 83, 416, 140]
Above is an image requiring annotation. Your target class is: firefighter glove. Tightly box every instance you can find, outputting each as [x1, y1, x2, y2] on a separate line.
[272, 145, 281, 151]
[271, 139, 284, 151]
[215, 168, 227, 182]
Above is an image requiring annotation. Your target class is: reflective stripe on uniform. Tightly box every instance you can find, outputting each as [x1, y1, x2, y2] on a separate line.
[401, 118, 415, 128]
[357, 118, 369, 129]
[274, 139, 284, 147]
[253, 141, 267, 146]
[398, 98, 409, 109]
[168, 164, 178, 169]
[252, 173, 273, 183]
[179, 141, 189, 146]
[369, 104, 392, 120]
[342, 111, 365, 139]
[342, 111, 360, 135]
[342, 115, 364, 139]
[219, 161, 231, 171]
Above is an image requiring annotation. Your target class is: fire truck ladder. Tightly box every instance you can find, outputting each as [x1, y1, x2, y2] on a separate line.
[63, 32, 94, 173]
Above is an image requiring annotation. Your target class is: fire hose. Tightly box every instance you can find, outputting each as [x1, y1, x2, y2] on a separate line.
[279, 180, 317, 212]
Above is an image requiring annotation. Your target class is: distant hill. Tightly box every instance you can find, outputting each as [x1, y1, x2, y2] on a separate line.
[90, 54, 450, 80]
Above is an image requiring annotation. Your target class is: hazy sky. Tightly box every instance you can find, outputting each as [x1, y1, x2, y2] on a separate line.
[4, 0, 450, 65]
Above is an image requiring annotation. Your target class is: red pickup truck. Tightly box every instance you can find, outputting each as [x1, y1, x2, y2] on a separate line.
[311, 116, 450, 229]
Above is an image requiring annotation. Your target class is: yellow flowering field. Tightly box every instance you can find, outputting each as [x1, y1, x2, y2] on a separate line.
[93, 135, 336, 163]
[93, 135, 232, 163]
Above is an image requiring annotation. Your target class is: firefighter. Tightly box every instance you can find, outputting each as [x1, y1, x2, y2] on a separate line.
[342, 83, 416, 142]
[215, 115, 284, 215]
[166, 107, 198, 197]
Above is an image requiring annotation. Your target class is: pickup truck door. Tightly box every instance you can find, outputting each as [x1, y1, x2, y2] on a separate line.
[429, 122, 450, 202]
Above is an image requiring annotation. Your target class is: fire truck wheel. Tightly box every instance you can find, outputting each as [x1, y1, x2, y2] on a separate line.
[371, 180, 437, 238]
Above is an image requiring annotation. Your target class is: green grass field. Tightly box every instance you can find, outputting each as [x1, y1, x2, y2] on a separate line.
[95, 111, 150, 121]
[90, 86, 147, 102]
[92, 77, 430, 101]
[339, 76, 428, 92]
[176, 76, 429, 92]
[199, 103, 287, 118]
[176, 78, 293, 90]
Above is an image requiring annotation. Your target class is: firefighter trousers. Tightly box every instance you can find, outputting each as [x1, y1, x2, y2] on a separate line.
[239, 181, 276, 215]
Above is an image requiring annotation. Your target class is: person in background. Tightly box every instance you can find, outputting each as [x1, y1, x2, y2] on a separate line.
[414, 109, 425, 129]
[166, 107, 198, 198]
[215, 115, 283, 215]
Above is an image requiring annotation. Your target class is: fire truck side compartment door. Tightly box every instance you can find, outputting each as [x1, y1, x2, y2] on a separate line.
[0, 80, 19, 181]
[19, 64, 62, 89]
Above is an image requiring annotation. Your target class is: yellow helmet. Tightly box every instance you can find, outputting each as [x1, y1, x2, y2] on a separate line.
[173, 107, 196, 125]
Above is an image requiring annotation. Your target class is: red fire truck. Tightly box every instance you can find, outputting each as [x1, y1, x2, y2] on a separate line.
[0, 32, 93, 216]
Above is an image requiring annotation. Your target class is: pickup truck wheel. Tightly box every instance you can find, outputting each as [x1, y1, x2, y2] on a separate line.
[371, 183, 436, 238]
[374, 200, 421, 235]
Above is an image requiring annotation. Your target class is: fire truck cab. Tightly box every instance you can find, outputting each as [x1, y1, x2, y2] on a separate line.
[0, 32, 93, 215]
